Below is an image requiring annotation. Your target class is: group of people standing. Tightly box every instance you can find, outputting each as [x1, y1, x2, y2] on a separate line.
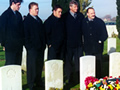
[0, 0, 108, 90]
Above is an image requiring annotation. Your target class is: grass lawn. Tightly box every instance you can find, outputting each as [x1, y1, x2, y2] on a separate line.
[0, 37, 120, 90]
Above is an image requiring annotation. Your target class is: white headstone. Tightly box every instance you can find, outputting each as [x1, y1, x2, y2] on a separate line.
[44, 47, 48, 61]
[21, 46, 48, 71]
[21, 46, 27, 71]
[0, 65, 22, 90]
[45, 60, 63, 90]
[106, 25, 118, 38]
[109, 52, 120, 77]
[107, 38, 116, 55]
[80, 56, 96, 90]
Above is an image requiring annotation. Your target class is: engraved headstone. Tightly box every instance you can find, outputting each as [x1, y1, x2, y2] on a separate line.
[109, 52, 120, 77]
[80, 56, 95, 90]
[0, 65, 22, 90]
[45, 60, 63, 90]
[107, 38, 116, 55]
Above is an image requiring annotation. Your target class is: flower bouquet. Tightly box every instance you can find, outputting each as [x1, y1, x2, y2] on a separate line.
[85, 76, 120, 90]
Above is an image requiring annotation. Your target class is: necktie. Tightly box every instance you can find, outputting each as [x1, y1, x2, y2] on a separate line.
[36, 16, 40, 22]
[74, 13, 77, 18]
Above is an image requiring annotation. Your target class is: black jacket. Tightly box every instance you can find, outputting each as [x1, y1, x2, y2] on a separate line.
[62, 11, 84, 48]
[23, 14, 46, 50]
[82, 17, 108, 54]
[44, 14, 65, 50]
[0, 7, 24, 52]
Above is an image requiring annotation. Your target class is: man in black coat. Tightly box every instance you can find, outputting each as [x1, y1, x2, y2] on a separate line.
[44, 5, 65, 60]
[0, 0, 24, 65]
[62, 0, 84, 83]
[23, 2, 46, 90]
[82, 7, 108, 78]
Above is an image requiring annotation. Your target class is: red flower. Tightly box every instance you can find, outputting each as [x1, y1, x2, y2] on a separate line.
[84, 76, 99, 87]
[109, 76, 112, 78]
[116, 79, 119, 84]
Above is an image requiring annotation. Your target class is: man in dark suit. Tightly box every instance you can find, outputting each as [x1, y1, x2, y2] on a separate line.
[0, 0, 24, 65]
[44, 5, 65, 60]
[82, 7, 108, 78]
[23, 2, 46, 90]
[62, 0, 84, 83]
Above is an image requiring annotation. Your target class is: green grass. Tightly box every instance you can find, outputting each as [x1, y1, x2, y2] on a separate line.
[0, 37, 120, 90]
[0, 46, 5, 60]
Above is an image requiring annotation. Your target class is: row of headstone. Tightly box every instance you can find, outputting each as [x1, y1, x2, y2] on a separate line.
[80, 52, 120, 90]
[0, 60, 63, 90]
[21, 35, 116, 71]
[0, 52, 119, 90]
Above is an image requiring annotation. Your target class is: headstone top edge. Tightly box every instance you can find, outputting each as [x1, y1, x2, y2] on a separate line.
[80, 55, 95, 59]
[45, 60, 63, 63]
[109, 52, 120, 55]
[0, 65, 21, 69]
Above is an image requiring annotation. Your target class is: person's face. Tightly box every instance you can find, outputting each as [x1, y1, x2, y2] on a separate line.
[12, 2, 21, 11]
[87, 9, 96, 19]
[53, 8, 62, 18]
[30, 5, 39, 16]
[70, 4, 78, 13]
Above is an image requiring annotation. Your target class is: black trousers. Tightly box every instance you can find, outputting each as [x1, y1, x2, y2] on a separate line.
[27, 48, 44, 88]
[5, 49, 22, 65]
[65, 46, 83, 81]
[85, 52, 103, 79]
[47, 46, 64, 60]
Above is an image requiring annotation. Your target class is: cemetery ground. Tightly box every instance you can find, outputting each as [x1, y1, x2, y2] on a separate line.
[0, 37, 120, 90]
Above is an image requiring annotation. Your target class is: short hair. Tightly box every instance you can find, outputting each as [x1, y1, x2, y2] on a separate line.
[29, 2, 38, 10]
[87, 7, 94, 13]
[52, 5, 62, 11]
[69, 0, 78, 7]
[10, 0, 23, 6]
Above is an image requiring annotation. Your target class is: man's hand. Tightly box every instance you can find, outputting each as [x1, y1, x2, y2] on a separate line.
[49, 45, 51, 48]
[3, 47, 5, 51]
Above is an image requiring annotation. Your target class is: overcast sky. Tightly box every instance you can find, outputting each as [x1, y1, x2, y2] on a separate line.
[0, 0, 117, 19]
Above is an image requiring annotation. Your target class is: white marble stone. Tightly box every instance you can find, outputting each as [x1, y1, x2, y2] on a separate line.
[21, 46, 48, 71]
[107, 38, 116, 55]
[45, 60, 63, 90]
[21, 46, 27, 71]
[80, 56, 96, 90]
[106, 25, 118, 37]
[0, 65, 22, 90]
[109, 52, 120, 77]
[44, 47, 48, 61]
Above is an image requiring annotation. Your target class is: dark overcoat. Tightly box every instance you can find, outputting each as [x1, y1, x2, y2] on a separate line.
[23, 13, 45, 87]
[82, 16, 108, 54]
[44, 14, 65, 51]
[62, 11, 84, 48]
[0, 7, 24, 52]
[23, 13, 46, 50]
